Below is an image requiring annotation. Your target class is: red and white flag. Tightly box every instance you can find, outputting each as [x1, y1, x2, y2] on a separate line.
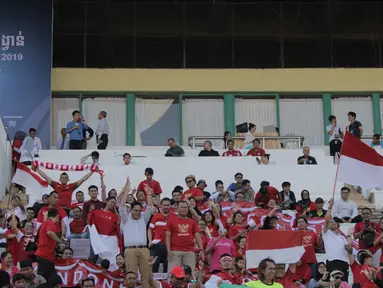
[12, 162, 51, 195]
[245, 230, 305, 269]
[338, 132, 383, 188]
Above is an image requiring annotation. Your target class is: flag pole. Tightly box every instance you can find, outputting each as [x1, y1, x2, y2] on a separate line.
[332, 132, 348, 198]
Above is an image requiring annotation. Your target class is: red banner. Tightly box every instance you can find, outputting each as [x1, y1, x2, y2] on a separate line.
[34, 260, 124, 288]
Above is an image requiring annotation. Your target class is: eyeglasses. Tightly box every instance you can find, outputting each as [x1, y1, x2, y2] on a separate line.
[185, 180, 193, 184]
[334, 276, 342, 280]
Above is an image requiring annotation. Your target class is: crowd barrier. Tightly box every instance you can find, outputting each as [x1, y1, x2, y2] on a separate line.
[0, 116, 12, 200]
[25, 149, 343, 205]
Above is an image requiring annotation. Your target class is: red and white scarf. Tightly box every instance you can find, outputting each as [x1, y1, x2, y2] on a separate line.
[32, 160, 104, 175]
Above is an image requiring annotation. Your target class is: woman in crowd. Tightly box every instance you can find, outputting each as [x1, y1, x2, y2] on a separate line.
[235, 237, 247, 260]
[112, 254, 126, 278]
[220, 131, 232, 149]
[296, 190, 316, 216]
[203, 211, 218, 237]
[243, 123, 257, 150]
[228, 212, 249, 242]
[0, 252, 19, 282]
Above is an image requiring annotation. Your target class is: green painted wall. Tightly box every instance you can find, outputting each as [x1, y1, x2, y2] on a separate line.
[372, 93, 382, 134]
[126, 94, 135, 146]
[322, 93, 332, 145]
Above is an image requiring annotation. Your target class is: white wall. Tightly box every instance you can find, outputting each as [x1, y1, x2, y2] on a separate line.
[0, 117, 12, 198]
[25, 148, 341, 204]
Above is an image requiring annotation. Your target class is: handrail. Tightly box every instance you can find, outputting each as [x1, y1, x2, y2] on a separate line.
[188, 136, 304, 149]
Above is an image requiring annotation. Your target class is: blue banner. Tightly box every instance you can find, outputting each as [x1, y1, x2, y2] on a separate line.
[0, 0, 53, 148]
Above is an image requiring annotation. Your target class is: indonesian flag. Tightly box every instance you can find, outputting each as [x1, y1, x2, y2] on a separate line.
[246, 230, 305, 269]
[338, 131, 383, 188]
[12, 162, 51, 195]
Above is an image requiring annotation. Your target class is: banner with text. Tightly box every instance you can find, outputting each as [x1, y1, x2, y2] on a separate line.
[0, 0, 53, 148]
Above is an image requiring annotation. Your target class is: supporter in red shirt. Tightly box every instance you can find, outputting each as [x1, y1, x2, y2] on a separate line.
[5, 215, 22, 266]
[203, 211, 218, 237]
[254, 181, 281, 208]
[296, 216, 318, 267]
[182, 175, 204, 203]
[36, 168, 94, 210]
[296, 190, 316, 216]
[247, 139, 265, 157]
[222, 140, 242, 157]
[205, 254, 243, 285]
[82, 185, 105, 221]
[88, 198, 119, 237]
[345, 244, 368, 287]
[197, 219, 210, 250]
[275, 263, 296, 288]
[358, 253, 379, 288]
[136, 190, 147, 206]
[293, 261, 312, 285]
[235, 237, 247, 260]
[69, 207, 86, 237]
[228, 212, 249, 243]
[111, 254, 126, 278]
[9, 212, 35, 264]
[0, 251, 19, 283]
[354, 207, 380, 254]
[137, 167, 162, 198]
[166, 201, 203, 273]
[37, 191, 68, 237]
[35, 208, 64, 280]
[149, 197, 172, 273]
[70, 191, 85, 210]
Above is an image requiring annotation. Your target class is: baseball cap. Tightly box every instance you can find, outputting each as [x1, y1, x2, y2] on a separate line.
[171, 266, 186, 278]
[330, 270, 344, 278]
[197, 179, 207, 187]
[42, 194, 49, 200]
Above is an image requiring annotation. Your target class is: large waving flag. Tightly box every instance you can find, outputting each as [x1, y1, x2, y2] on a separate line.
[246, 230, 305, 269]
[338, 132, 383, 188]
[12, 162, 51, 195]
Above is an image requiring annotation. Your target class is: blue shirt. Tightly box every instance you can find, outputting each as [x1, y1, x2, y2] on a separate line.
[371, 141, 383, 148]
[66, 121, 88, 141]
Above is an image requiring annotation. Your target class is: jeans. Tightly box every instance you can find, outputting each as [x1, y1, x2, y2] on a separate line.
[69, 140, 83, 150]
[150, 244, 168, 273]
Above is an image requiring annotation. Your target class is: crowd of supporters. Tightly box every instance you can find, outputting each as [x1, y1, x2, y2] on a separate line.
[1, 163, 382, 288]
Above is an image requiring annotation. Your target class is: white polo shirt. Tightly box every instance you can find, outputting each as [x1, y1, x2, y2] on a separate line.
[323, 229, 349, 263]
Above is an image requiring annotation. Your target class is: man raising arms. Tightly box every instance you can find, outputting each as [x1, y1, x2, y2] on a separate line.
[36, 168, 94, 211]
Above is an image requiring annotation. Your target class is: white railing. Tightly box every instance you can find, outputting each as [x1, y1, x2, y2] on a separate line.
[188, 136, 305, 149]
[0, 116, 12, 199]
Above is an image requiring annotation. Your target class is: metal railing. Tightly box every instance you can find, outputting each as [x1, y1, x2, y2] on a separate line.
[188, 136, 305, 149]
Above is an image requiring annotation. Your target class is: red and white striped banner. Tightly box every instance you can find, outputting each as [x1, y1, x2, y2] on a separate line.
[33, 160, 104, 175]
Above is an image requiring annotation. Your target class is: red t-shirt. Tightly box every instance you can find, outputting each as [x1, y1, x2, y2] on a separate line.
[200, 233, 210, 249]
[37, 205, 67, 233]
[137, 179, 162, 196]
[301, 230, 318, 264]
[228, 225, 247, 240]
[247, 148, 265, 157]
[70, 219, 86, 234]
[182, 187, 204, 201]
[222, 150, 242, 157]
[354, 222, 380, 253]
[17, 233, 35, 263]
[351, 262, 363, 284]
[51, 181, 78, 208]
[277, 268, 294, 288]
[166, 215, 199, 251]
[207, 223, 218, 238]
[5, 229, 19, 265]
[254, 186, 281, 206]
[149, 213, 170, 244]
[293, 262, 312, 283]
[36, 219, 57, 261]
[88, 210, 119, 236]
[359, 265, 379, 288]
